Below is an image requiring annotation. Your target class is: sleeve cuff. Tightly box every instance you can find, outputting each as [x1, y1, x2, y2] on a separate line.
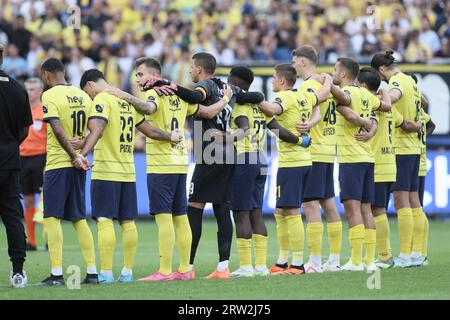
[88, 116, 108, 123]
[43, 116, 59, 123]
[190, 104, 200, 117]
[135, 117, 145, 127]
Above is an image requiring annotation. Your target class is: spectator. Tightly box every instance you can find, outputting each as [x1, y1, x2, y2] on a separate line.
[143, 32, 164, 60]
[26, 37, 44, 77]
[2, 43, 28, 80]
[86, 0, 112, 32]
[419, 17, 441, 54]
[404, 29, 433, 63]
[384, 7, 411, 36]
[97, 45, 122, 89]
[351, 23, 377, 56]
[86, 31, 102, 63]
[66, 47, 96, 88]
[435, 36, 450, 58]
[211, 39, 235, 66]
[10, 15, 32, 58]
[37, 6, 63, 46]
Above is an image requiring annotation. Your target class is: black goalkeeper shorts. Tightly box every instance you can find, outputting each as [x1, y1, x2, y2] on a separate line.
[188, 163, 235, 205]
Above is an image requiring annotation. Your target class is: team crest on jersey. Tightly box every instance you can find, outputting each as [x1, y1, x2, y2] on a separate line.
[344, 90, 351, 95]
[43, 105, 48, 113]
[307, 88, 315, 93]
[95, 104, 103, 113]
[392, 82, 400, 87]
[148, 96, 156, 102]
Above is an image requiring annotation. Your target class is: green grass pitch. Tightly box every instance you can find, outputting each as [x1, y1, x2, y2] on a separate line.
[0, 218, 449, 300]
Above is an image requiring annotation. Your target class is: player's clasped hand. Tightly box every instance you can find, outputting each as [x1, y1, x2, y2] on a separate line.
[222, 84, 233, 101]
[70, 137, 85, 150]
[355, 131, 371, 142]
[170, 129, 182, 143]
[296, 118, 311, 133]
[72, 154, 91, 171]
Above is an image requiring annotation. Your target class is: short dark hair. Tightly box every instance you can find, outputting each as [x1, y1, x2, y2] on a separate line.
[370, 50, 396, 70]
[41, 58, 65, 74]
[192, 52, 216, 74]
[229, 66, 254, 86]
[80, 69, 105, 89]
[275, 64, 297, 86]
[337, 57, 360, 80]
[358, 67, 381, 92]
[134, 57, 162, 73]
[291, 45, 318, 64]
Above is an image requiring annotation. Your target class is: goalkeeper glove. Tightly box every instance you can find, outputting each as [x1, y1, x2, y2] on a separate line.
[297, 134, 312, 148]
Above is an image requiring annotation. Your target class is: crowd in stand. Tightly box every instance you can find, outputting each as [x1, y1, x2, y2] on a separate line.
[1, 0, 450, 89]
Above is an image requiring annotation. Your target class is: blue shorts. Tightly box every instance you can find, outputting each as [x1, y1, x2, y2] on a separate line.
[231, 153, 267, 211]
[91, 180, 138, 221]
[303, 162, 335, 202]
[372, 182, 392, 209]
[419, 176, 425, 207]
[148, 174, 187, 215]
[43, 168, 86, 222]
[391, 155, 420, 192]
[276, 166, 311, 208]
[339, 163, 374, 203]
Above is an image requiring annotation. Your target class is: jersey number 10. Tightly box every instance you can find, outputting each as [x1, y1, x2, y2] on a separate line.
[70, 110, 86, 137]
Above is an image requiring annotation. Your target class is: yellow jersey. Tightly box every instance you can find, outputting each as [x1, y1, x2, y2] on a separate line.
[274, 89, 317, 168]
[389, 72, 421, 155]
[419, 108, 431, 177]
[145, 90, 199, 174]
[42, 84, 92, 171]
[300, 78, 337, 163]
[230, 103, 273, 154]
[89, 92, 145, 182]
[372, 107, 404, 182]
[336, 85, 380, 163]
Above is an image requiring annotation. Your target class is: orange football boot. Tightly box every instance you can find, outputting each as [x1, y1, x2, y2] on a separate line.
[287, 265, 305, 275]
[269, 263, 289, 275]
[206, 268, 230, 279]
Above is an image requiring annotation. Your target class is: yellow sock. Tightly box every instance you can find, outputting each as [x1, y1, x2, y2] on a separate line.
[73, 219, 96, 268]
[397, 208, 413, 255]
[307, 222, 323, 257]
[155, 214, 174, 275]
[327, 221, 342, 255]
[412, 208, 424, 255]
[349, 224, 365, 266]
[44, 218, 63, 270]
[97, 219, 115, 271]
[173, 215, 192, 273]
[274, 214, 289, 263]
[364, 229, 376, 265]
[121, 221, 138, 270]
[285, 215, 304, 266]
[422, 210, 429, 257]
[236, 238, 252, 268]
[253, 234, 267, 267]
[374, 214, 392, 260]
